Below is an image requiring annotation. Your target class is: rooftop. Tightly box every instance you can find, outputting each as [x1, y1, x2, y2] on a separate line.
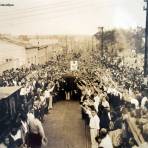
[0, 86, 21, 100]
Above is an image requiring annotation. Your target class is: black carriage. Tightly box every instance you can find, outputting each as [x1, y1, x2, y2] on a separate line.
[0, 86, 22, 140]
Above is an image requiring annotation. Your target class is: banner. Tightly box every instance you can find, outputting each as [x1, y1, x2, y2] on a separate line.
[70, 61, 78, 71]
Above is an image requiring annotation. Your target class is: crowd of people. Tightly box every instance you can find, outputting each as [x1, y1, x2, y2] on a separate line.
[0, 51, 148, 148]
[0, 58, 71, 148]
[0, 67, 31, 87]
[100, 56, 144, 92]
[76, 53, 148, 148]
[77, 70, 134, 148]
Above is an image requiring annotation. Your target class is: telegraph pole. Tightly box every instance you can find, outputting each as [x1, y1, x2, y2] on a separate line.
[98, 27, 104, 57]
[65, 35, 68, 54]
[101, 27, 104, 57]
[144, 0, 148, 77]
[92, 36, 93, 51]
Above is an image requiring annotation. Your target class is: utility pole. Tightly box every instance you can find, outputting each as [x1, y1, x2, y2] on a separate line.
[92, 35, 94, 51]
[144, 0, 148, 77]
[37, 41, 39, 65]
[64, 35, 69, 57]
[46, 46, 48, 63]
[98, 27, 104, 57]
[66, 36, 68, 48]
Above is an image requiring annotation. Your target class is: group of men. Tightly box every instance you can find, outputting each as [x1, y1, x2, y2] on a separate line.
[0, 60, 66, 148]
[75, 53, 148, 148]
[0, 50, 148, 148]
[100, 56, 144, 92]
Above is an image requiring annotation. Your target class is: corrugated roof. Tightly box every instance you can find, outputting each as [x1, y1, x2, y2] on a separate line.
[0, 86, 21, 100]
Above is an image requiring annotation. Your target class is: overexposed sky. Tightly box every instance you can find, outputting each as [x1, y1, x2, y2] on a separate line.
[0, 0, 146, 35]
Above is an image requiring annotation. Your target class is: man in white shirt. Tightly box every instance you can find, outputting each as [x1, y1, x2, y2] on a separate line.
[20, 84, 27, 105]
[141, 96, 148, 109]
[13, 79, 17, 86]
[86, 108, 100, 148]
[130, 98, 139, 109]
[48, 83, 55, 110]
[20, 84, 27, 96]
[44, 87, 50, 112]
[93, 91, 100, 113]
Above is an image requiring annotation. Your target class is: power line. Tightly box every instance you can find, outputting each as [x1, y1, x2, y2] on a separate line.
[0, 1, 92, 21]
[0, 0, 113, 13]
[0, 0, 87, 17]
[1, 4, 92, 26]
[0, 2, 121, 23]
[0, 4, 92, 23]
[0, 0, 120, 18]
[0, 0, 70, 12]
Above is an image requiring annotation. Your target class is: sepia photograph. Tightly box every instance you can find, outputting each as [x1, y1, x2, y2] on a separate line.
[0, 0, 148, 148]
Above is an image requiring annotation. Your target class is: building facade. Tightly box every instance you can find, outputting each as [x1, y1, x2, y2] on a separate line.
[0, 39, 26, 73]
[25, 45, 48, 66]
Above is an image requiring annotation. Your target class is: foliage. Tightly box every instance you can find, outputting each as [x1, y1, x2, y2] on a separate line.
[95, 27, 145, 57]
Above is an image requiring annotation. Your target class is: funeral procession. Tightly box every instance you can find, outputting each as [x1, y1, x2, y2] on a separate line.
[0, 0, 148, 148]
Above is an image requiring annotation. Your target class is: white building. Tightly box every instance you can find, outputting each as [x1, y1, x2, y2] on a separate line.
[0, 38, 26, 73]
[0, 35, 64, 73]
[26, 45, 48, 66]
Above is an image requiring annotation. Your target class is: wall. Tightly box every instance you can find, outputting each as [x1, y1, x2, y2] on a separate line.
[38, 47, 47, 64]
[0, 59, 19, 74]
[26, 48, 38, 66]
[0, 40, 26, 67]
